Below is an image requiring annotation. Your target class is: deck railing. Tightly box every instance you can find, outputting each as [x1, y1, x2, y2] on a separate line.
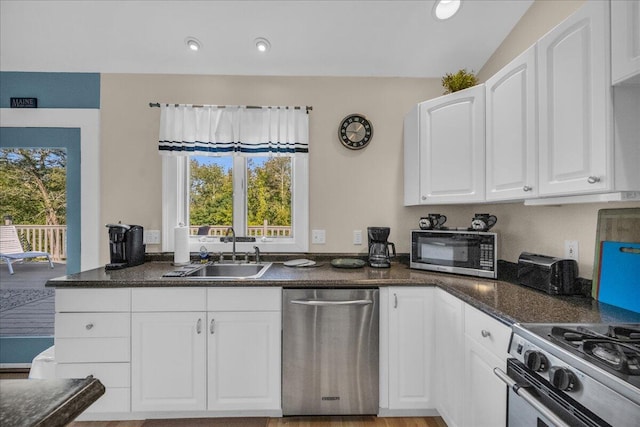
[14, 225, 67, 262]
[190, 220, 291, 238]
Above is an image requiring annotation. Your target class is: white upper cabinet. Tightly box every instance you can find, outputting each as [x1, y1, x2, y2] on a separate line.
[485, 45, 538, 201]
[404, 85, 486, 205]
[611, 0, 640, 85]
[537, 0, 611, 196]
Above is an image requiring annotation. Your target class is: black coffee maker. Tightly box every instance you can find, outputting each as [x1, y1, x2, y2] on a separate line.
[367, 227, 396, 268]
[106, 223, 145, 270]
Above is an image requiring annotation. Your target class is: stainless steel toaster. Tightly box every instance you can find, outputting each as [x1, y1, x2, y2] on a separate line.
[517, 252, 579, 295]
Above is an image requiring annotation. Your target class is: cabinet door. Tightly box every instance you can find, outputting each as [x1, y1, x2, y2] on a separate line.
[404, 104, 421, 206]
[207, 311, 281, 411]
[612, 0, 640, 85]
[434, 289, 464, 427]
[418, 85, 485, 204]
[131, 312, 206, 412]
[463, 336, 507, 427]
[387, 287, 434, 410]
[486, 45, 537, 201]
[538, 0, 611, 196]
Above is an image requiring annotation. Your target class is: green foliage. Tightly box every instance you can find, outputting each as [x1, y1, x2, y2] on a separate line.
[189, 159, 233, 226]
[0, 148, 66, 225]
[247, 157, 291, 226]
[189, 157, 292, 228]
[441, 69, 478, 94]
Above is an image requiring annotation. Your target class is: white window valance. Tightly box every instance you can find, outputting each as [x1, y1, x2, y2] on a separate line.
[158, 104, 309, 156]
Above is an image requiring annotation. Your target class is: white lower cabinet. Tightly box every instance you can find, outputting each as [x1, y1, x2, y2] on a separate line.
[54, 289, 132, 414]
[131, 311, 207, 412]
[462, 304, 510, 427]
[207, 311, 281, 410]
[386, 287, 435, 411]
[434, 289, 464, 427]
[130, 287, 281, 414]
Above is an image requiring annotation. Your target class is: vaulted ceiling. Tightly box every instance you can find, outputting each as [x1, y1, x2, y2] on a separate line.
[0, 0, 533, 78]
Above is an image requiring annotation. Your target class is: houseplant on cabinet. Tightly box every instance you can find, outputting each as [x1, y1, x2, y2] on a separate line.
[441, 69, 478, 94]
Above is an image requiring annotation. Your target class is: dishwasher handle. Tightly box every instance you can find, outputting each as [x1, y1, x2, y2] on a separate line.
[290, 299, 373, 306]
[494, 367, 571, 427]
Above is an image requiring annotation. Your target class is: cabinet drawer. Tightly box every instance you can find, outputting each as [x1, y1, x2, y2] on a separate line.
[208, 287, 281, 311]
[56, 363, 130, 388]
[84, 387, 130, 413]
[55, 289, 131, 312]
[55, 313, 129, 338]
[464, 304, 511, 360]
[132, 287, 206, 311]
[55, 337, 130, 363]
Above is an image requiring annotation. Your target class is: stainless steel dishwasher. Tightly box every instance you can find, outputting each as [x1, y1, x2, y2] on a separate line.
[282, 288, 379, 416]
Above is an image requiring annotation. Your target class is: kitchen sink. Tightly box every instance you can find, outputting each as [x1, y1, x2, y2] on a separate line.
[175, 262, 273, 279]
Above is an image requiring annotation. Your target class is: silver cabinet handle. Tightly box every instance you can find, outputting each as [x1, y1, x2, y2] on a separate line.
[494, 368, 571, 427]
[481, 329, 491, 338]
[587, 176, 600, 184]
[523, 185, 532, 192]
[196, 318, 202, 334]
[210, 319, 215, 334]
[394, 293, 398, 309]
[291, 299, 373, 306]
[85, 323, 94, 330]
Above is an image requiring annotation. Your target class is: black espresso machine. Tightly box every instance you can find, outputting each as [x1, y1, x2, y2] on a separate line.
[106, 223, 145, 270]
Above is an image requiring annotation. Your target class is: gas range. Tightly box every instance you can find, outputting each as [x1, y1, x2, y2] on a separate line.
[505, 323, 640, 427]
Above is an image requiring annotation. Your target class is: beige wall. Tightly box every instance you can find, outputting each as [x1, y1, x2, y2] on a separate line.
[477, 0, 586, 81]
[99, 0, 639, 279]
[100, 74, 444, 263]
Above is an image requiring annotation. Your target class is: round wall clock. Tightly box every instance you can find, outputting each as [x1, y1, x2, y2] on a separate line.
[338, 114, 373, 150]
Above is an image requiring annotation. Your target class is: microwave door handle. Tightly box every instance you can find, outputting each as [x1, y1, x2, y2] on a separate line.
[494, 368, 571, 427]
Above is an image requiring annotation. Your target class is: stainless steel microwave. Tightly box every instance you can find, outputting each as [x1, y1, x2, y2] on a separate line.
[410, 229, 497, 278]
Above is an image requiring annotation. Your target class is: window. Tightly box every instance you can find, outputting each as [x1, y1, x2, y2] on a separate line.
[158, 104, 309, 254]
[163, 154, 308, 253]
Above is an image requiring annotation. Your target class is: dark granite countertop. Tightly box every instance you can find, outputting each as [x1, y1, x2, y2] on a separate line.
[0, 377, 105, 427]
[46, 261, 640, 326]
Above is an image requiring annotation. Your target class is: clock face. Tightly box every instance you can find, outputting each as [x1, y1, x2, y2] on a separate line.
[339, 114, 373, 150]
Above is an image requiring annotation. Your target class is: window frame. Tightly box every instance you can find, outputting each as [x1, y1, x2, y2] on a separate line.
[162, 154, 308, 255]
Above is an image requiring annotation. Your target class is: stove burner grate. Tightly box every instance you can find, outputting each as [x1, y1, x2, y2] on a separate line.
[549, 326, 640, 376]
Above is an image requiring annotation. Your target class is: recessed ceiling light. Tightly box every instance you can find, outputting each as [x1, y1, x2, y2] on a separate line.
[185, 37, 201, 51]
[255, 37, 271, 53]
[433, 0, 462, 21]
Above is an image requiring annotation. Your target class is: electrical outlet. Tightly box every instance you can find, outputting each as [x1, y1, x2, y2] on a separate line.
[564, 240, 579, 260]
[144, 230, 161, 244]
[312, 229, 326, 244]
[353, 230, 363, 245]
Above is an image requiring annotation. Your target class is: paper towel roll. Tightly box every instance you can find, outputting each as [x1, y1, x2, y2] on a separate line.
[174, 225, 190, 266]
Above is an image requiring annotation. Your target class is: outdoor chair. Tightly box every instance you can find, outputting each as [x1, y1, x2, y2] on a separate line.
[0, 225, 54, 275]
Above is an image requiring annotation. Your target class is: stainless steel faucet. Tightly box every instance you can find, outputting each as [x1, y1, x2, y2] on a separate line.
[254, 246, 261, 264]
[225, 227, 236, 262]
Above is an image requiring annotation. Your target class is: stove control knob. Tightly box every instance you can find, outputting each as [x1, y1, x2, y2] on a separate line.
[549, 367, 578, 391]
[524, 350, 549, 372]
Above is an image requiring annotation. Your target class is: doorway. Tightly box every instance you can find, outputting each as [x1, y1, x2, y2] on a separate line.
[0, 127, 80, 365]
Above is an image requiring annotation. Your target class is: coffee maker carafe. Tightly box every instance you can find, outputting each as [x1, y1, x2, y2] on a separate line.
[368, 227, 396, 268]
[106, 223, 145, 270]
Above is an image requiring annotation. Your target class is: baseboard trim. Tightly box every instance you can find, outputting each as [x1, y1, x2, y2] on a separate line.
[378, 408, 440, 417]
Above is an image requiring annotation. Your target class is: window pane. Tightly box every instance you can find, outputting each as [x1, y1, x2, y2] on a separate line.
[247, 157, 292, 238]
[189, 156, 232, 236]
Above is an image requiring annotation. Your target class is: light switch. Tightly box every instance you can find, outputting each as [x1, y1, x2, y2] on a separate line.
[353, 230, 363, 245]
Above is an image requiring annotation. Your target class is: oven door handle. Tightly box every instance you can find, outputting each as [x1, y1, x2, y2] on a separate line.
[494, 368, 571, 427]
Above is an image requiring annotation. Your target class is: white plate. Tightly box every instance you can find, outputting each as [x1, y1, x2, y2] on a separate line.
[284, 259, 316, 267]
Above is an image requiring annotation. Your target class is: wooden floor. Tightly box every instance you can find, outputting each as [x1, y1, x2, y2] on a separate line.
[70, 417, 448, 427]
